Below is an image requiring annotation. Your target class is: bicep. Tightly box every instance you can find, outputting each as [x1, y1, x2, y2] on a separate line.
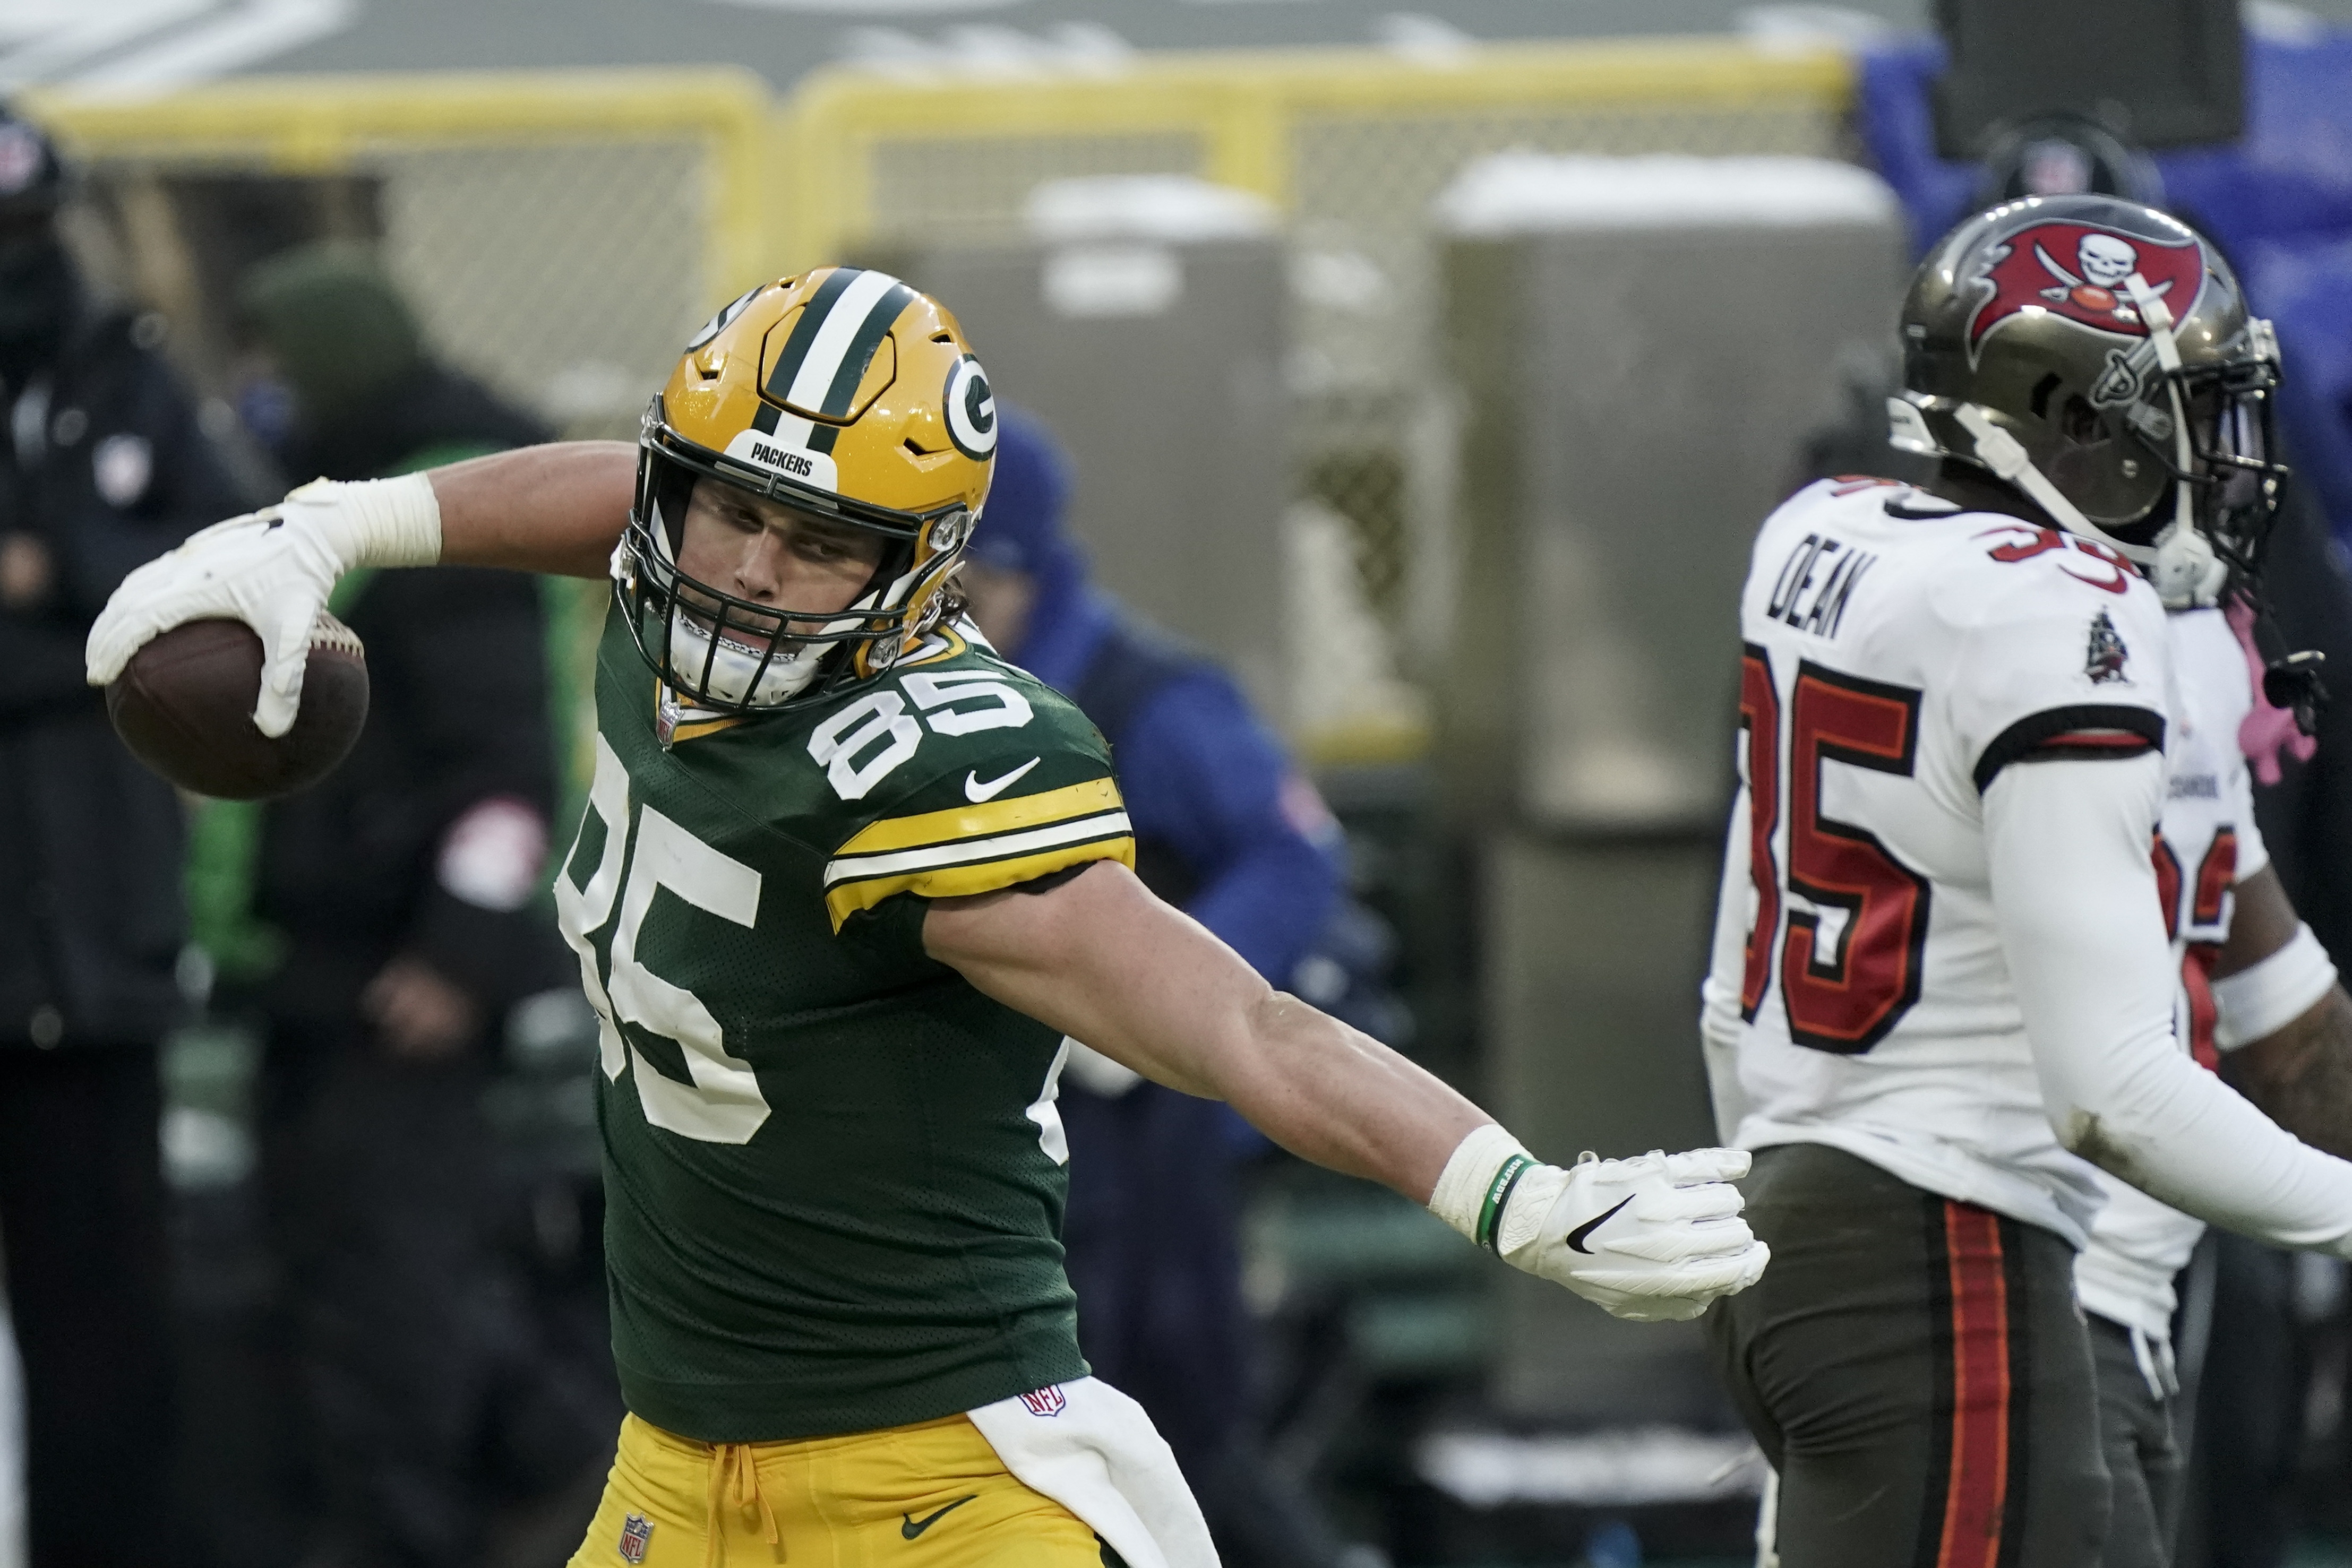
[922, 859, 1267, 1099]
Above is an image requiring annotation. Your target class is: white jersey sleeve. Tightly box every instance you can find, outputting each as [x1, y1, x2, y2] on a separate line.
[2075, 607, 2279, 1339]
[1989, 753, 2352, 1258]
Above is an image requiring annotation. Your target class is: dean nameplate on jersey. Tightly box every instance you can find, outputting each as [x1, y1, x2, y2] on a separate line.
[1764, 529, 1880, 638]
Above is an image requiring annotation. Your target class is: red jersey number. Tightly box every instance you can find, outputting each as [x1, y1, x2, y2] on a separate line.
[1736, 656, 1932, 1053]
[1977, 524, 2135, 594]
[2151, 827, 2237, 1070]
[1738, 645, 1782, 1020]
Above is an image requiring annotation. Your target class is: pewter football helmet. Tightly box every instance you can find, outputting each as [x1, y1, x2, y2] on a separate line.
[1891, 195, 2288, 609]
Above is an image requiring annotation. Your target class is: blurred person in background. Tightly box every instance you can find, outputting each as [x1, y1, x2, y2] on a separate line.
[218, 240, 614, 1567]
[0, 105, 255, 1566]
[956, 406, 1361, 1568]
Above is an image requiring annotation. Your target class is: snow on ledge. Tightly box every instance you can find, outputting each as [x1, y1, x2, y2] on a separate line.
[1024, 175, 1279, 246]
[1434, 152, 1900, 237]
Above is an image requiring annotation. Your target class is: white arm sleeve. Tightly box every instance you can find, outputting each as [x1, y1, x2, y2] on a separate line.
[1986, 755, 2352, 1256]
[1699, 786, 1755, 1145]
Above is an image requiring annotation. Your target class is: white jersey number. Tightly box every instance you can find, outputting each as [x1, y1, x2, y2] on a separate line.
[1738, 646, 1932, 1053]
[809, 669, 1038, 800]
[554, 734, 772, 1144]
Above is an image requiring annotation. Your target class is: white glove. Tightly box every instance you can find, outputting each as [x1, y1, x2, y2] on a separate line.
[85, 475, 442, 737]
[1498, 1148, 1767, 1322]
[1429, 1126, 1767, 1323]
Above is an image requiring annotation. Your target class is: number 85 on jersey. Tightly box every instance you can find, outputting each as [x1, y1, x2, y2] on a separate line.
[556, 734, 772, 1145]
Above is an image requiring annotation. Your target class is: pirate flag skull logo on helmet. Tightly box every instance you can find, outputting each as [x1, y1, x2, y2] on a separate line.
[1964, 220, 2206, 365]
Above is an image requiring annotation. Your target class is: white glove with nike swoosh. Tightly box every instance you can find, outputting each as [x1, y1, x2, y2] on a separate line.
[1429, 1126, 1767, 1322]
[85, 474, 442, 737]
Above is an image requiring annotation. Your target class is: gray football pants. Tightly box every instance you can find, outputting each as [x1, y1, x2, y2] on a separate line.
[1707, 1144, 2110, 1568]
[2088, 1315, 2181, 1568]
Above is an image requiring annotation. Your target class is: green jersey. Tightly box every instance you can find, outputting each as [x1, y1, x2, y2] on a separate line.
[555, 606, 1135, 1442]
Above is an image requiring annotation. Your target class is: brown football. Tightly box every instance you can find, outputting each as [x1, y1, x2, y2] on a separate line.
[106, 615, 369, 800]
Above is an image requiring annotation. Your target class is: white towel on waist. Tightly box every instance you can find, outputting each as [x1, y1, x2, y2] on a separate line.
[967, 1376, 1218, 1568]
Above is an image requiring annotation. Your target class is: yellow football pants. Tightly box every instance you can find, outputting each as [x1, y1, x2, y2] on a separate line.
[568, 1411, 1108, 1568]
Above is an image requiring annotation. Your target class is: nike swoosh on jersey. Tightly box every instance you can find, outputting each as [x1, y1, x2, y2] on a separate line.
[1566, 1196, 1635, 1255]
[901, 1496, 977, 1540]
[965, 757, 1041, 802]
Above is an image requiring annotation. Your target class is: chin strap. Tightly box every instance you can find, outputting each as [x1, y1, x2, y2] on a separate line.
[2123, 273, 2229, 608]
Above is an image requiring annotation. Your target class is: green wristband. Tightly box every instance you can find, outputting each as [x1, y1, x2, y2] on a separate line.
[1476, 1154, 1534, 1251]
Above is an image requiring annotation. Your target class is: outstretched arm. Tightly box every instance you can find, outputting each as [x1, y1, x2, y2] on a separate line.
[927, 858, 1477, 1199]
[1987, 755, 2352, 1253]
[924, 859, 1769, 1321]
[432, 441, 637, 578]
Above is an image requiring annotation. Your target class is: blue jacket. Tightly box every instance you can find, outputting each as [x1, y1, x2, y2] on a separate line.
[973, 404, 1341, 985]
[1014, 583, 1342, 987]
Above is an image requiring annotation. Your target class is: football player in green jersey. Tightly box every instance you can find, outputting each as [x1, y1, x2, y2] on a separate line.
[90, 269, 1769, 1568]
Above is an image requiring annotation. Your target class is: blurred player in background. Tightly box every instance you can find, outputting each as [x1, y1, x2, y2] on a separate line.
[90, 266, 1768, 1568]
[1702, 195, 2352, 1567]
[220, 241, 611, 1565]
[0, 104, 255, 1567]
[959, 407, 1361, 1567]
[239, 240, 551, 481]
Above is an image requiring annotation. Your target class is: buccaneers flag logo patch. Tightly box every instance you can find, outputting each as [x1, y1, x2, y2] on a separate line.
[1965, 221, 2204, 365]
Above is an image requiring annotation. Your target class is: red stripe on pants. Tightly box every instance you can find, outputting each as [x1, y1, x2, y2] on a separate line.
[1937, 1203, 2012, 1568]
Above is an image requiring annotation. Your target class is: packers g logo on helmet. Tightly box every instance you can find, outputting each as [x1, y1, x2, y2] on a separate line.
[615, 266, 997, 716]
[944, 356, 997, 460]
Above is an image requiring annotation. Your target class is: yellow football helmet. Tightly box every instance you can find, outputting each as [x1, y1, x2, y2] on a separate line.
[617, 266, 998, 712]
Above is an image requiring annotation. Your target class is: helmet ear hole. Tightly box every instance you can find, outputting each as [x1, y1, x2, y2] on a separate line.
[2059, 394, 2105, 447]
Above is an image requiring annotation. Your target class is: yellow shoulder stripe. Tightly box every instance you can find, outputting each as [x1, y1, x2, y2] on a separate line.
[825, 836, 1136, 930]
[834, 776, 1123, 857]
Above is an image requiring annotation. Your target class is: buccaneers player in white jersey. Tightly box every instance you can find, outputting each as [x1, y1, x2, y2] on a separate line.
[1701, 193, 2352, 1568]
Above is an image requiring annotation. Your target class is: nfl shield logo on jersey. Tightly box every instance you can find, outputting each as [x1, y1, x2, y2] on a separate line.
[1019, 1384, 1068, 1418]
[619, 1512, 655, 1563]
